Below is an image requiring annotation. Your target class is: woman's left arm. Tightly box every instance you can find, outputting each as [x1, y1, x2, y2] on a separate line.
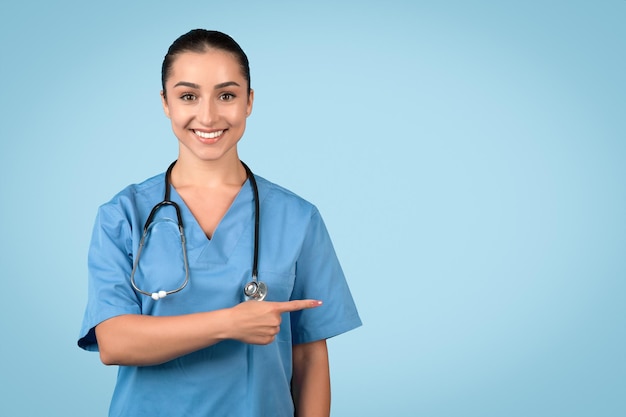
[292, 339, 331, 417]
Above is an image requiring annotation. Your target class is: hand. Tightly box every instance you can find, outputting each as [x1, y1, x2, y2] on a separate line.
[227, 300, 322, 345]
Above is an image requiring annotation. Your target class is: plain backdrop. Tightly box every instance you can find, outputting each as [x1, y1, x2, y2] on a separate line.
[0, 1, 624, 416]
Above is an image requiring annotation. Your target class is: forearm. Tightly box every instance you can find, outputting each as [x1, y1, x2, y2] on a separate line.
[95, 310, 231, 366]
[292, 340, 330, 417]
[95, 300, 322, 367]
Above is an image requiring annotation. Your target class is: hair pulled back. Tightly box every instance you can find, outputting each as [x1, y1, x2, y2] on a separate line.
[161, 29, 251, 98]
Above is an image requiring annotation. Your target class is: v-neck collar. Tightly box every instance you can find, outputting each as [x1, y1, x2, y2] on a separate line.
[167, 178, 255, 265]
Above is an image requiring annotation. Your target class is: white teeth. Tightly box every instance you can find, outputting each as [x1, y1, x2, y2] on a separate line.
[194, 130, 223, 139]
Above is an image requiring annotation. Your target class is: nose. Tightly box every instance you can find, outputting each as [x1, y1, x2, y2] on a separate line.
[197, 98, 217, 125]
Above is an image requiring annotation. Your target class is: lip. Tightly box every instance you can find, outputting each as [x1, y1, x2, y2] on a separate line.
[192, 129, 225, 144]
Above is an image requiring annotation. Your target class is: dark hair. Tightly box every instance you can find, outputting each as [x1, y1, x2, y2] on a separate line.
[161, 29, 251, 98]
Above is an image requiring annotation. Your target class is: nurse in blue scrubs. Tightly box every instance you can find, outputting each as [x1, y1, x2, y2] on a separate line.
[78, 29, 361, 417]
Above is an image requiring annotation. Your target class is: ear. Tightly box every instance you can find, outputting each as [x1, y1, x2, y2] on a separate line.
[160, 91, 171, 118]
[246, 89, 254, 117]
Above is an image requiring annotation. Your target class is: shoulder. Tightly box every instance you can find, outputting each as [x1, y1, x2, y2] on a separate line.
[101, 172, 164, 211]
[93, 172, 165, 228]
[254, 174, 319, 218]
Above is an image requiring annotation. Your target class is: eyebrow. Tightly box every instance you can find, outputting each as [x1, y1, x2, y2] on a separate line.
[214, 81, 241, 89]
[173, 81, 241, 90]
[173, 81, 200, 89]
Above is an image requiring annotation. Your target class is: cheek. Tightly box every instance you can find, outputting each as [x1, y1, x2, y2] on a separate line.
[169, 109, 192, 127]
[231, 105, 251, 124]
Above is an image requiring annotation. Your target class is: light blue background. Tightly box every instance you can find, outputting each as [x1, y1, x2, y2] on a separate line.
[1, 1, 624, 416]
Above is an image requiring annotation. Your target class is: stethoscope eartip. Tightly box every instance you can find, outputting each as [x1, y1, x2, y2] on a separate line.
[151, 291, 168, 300]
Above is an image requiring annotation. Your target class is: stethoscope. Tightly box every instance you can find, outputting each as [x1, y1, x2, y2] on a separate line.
[129, 160, 267, 302]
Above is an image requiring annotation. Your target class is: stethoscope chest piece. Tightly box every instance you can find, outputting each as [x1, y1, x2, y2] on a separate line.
[244, 280, 268, 301]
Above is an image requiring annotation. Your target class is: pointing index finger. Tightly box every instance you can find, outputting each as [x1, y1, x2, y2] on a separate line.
[275, 300, 323, 313]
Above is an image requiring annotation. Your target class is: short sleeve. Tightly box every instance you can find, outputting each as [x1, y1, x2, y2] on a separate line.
[290, 209, 361, 344]
[77, 203, 142, 351]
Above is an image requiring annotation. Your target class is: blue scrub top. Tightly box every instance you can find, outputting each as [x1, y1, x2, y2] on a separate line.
[78, 170, 361, 417]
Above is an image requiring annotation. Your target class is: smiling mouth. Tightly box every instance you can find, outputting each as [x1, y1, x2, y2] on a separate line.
[194, 129, 224, 139]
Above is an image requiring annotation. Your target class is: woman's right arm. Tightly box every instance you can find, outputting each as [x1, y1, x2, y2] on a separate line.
[95, 299, 321, 366]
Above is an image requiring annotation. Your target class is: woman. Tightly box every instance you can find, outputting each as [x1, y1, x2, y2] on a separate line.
[78, 29, 361, 417]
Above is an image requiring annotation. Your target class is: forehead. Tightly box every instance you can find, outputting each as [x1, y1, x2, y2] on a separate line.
[167, 50, 245, 85]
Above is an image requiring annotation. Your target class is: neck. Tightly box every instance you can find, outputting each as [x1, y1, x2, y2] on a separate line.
[171, 155, 248, 188]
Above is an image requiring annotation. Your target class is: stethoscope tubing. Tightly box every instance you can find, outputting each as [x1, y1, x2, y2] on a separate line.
[129, 160, 264, 301]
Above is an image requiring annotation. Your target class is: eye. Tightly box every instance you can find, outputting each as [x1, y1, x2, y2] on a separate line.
[219, 92, 235, 101]
[180, 93, 196, 101]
